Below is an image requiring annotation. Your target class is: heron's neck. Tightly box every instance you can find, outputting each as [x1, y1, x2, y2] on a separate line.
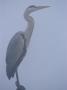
[24, 13, 34, 47]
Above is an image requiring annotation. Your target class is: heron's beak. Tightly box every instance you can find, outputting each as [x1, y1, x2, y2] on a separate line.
[35, 6, 50, 11]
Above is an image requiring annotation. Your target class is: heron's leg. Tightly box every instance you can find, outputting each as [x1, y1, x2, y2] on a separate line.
[15, 69, 26, 90]
[16, 69, 20, 88]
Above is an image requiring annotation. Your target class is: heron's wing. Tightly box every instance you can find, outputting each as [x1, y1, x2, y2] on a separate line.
[6, 33, 26, 79]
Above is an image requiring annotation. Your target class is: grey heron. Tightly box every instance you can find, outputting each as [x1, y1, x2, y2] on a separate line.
[6, 5, 50, 90]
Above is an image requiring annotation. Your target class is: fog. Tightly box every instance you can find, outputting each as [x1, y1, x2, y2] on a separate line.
[0, 0, 67, 90]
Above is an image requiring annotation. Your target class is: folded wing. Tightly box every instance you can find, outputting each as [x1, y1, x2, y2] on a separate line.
[6, 33, 26, 79]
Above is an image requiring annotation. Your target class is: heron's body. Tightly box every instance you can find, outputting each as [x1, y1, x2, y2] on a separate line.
[6, 32, 26, 79]
[5, 5, 50, 90]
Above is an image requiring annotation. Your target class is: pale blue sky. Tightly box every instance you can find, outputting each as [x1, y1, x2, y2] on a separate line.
[0, 0, 67, 90]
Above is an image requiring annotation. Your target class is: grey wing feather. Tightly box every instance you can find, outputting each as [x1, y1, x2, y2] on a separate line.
[6, 33, 26, 79]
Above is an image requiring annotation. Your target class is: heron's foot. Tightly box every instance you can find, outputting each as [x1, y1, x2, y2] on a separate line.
[16, 85, 26, 90]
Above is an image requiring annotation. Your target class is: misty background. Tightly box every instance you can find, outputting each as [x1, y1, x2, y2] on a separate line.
[0, 0, 67, 90]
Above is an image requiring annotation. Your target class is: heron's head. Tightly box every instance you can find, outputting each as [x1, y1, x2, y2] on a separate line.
[26, 5, 50, 14]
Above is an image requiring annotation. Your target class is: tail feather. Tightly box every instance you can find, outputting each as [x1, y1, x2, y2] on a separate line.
[6, 65, 14, 80]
